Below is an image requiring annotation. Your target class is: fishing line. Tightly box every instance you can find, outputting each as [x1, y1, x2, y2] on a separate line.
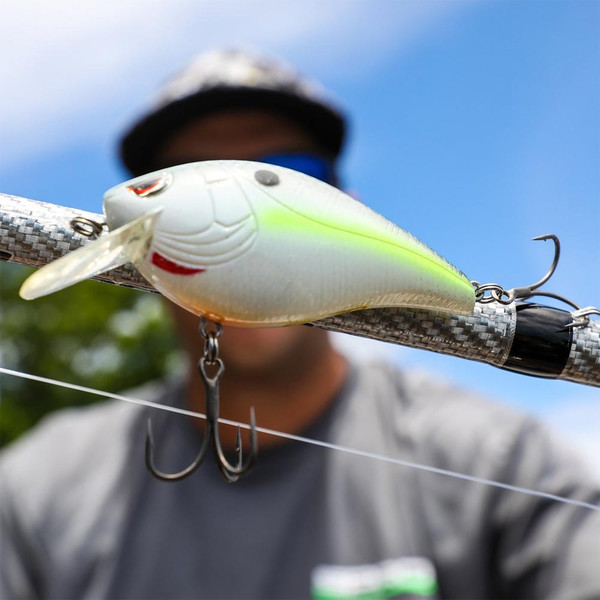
[1, 366, 598, 512]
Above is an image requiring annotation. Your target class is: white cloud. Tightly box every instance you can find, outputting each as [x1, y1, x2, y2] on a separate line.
[0, 0, 473, 167]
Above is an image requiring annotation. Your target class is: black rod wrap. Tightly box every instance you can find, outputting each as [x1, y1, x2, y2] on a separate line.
[502, 303, 573, 378]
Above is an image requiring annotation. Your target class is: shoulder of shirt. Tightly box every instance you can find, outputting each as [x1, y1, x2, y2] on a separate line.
[344, 359, 536, 476]
[349, 358, 520, 418]
[0, 378, 183, 502]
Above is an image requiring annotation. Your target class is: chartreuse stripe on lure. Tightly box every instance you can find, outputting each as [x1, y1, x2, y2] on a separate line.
[20, 161, 474, 325]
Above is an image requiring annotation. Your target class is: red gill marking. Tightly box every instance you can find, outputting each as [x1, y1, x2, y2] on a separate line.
[151, 252, 205, 276]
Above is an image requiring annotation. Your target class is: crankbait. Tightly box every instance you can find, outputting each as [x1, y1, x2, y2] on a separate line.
[19, 161, 474, 325]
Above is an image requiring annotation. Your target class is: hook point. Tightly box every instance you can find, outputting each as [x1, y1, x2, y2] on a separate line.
[532, 233, 557, 243]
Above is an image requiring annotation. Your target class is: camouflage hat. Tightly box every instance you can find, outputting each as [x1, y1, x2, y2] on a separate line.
[119, 48, 347, 175]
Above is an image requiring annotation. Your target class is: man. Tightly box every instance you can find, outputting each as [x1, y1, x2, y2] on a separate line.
[1, 48, 599, 600]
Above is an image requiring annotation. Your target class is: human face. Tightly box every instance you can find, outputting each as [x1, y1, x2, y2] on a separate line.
[155, 110, 336, 377]
[155, 109, 328, 166]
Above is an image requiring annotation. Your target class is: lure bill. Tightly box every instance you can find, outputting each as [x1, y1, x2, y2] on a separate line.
[1, 189, 598, 388]
[17, 161, 475, 325]
[19, 210, 160, 300]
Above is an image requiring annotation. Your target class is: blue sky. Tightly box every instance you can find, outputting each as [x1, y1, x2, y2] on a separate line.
[1, 1, 599, 469]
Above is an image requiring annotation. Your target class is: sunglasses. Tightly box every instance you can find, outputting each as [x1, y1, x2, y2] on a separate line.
[150, 153, 338, 187]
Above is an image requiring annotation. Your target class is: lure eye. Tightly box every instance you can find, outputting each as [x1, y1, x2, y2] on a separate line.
[128, 173, 172, 197]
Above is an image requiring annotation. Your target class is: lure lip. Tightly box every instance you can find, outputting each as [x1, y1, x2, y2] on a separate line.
[19, 208, 162, 301]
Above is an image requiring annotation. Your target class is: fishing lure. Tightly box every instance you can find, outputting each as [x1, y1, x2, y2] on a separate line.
[19, 161, 475, 325]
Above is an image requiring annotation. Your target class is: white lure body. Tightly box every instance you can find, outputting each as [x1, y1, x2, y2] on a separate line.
[21, 161, 474, 326]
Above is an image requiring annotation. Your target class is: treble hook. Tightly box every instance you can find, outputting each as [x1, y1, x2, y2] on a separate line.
[471, 234, 598, 327]
[508, 234, 560, 301]
[145, 318, 258, 483]
[507, 234, 583, 308]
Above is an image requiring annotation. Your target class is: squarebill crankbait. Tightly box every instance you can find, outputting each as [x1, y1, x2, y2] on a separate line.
[19, 161, 474, 325]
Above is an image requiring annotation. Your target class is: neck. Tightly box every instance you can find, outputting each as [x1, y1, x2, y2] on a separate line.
[185, 335, 348, 451]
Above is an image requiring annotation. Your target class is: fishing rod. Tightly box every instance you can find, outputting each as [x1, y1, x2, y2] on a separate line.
[2, 191, 598, 388]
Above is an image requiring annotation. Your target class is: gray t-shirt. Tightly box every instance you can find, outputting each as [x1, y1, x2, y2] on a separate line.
[1, 363, 599, 600]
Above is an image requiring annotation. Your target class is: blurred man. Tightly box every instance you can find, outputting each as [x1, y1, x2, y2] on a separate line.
[1, 48, 599, 600]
